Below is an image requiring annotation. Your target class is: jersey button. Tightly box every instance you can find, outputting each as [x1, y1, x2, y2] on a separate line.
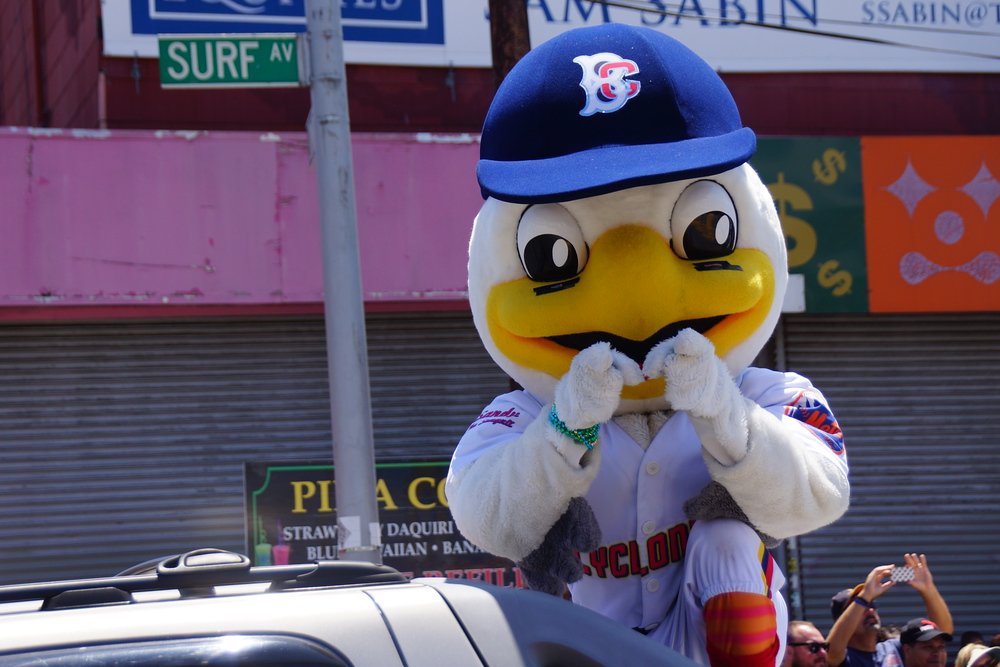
[641, 520, 656, 535]
[646, 579, 660, 593]
[645, 462, 660, 475]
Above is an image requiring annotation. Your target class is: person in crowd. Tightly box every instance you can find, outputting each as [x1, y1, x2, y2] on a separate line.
[825, 553, 953, 666]
[955, 643, 1000, 667]
[784, 620, 830, 667]
[897, 618, 952, 667]
[881, 626, 902, 641]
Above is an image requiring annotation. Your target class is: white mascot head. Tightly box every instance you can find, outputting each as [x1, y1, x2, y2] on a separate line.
[468, 23, 787, 415]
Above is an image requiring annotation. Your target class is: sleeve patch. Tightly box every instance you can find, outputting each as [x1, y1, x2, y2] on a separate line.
[783, 390, 844, 454]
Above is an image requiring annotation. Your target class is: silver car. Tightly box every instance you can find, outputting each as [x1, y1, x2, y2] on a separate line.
[0, 548, 696, 666]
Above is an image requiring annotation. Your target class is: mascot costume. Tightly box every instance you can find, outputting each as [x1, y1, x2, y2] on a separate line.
[446, 23, 850, 666]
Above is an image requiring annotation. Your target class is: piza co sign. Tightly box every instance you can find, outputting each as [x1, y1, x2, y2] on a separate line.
[158, 34, 308, 88]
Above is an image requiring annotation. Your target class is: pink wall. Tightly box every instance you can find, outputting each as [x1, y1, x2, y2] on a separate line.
[0, 128, 483, 315]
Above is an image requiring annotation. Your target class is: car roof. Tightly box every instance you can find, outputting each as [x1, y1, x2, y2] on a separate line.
[0, 549, 696, 667]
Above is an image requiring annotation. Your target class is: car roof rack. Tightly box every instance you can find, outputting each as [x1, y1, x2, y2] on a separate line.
[0, 549, 407, 610]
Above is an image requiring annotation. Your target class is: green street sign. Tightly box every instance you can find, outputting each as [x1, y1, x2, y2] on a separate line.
[158, 34, 308, 89]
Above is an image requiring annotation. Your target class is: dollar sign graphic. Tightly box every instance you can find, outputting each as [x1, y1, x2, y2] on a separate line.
[817, 260, 853, 296]
[812, 149, 847, 186]
[769, 173, 816, 269]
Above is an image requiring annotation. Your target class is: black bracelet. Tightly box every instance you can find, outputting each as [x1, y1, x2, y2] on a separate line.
[852, 595, 872, 608]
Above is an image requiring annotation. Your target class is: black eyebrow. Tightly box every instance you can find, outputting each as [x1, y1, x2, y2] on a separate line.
[694, 261, 742, 272]
[533, 277, 581, 296]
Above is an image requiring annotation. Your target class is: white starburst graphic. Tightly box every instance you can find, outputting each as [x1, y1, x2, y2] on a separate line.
[960, 162, 1000, 218]
[884, 160, 936, 218]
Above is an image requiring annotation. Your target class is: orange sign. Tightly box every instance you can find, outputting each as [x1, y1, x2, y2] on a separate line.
[863, 137, 999, 312]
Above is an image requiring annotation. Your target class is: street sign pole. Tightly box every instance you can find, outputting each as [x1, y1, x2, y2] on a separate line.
[304, 0, 381, 564]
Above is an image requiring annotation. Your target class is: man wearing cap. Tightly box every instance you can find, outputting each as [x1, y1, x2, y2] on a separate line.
[826, 554, 953, 667]
[897, 618, 952, 667]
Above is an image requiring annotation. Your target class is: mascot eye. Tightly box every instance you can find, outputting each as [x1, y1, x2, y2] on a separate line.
[516, 204, 589, 282]
[669, 180, 739, 260]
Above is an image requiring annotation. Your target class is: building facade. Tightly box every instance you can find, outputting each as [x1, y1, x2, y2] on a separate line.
[1, 0, 998, 642]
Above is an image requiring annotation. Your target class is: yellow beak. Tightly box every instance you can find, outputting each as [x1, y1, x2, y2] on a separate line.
[485, 225, 775, 400]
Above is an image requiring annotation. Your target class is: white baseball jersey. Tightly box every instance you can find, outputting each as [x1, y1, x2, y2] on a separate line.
[449, 366, 846, 666]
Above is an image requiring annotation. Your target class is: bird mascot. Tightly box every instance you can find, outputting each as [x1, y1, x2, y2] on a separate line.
[446, 23, 849, 667]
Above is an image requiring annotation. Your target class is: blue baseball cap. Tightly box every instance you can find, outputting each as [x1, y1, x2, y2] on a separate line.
[478, 23, 756, 204]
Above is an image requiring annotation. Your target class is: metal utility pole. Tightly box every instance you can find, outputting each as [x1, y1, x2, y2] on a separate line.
[488, 0, 531, 89]
[304, 0, 381, 565]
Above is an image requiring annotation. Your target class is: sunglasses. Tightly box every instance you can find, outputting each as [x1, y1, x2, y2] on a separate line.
[789, 642, 830, 654]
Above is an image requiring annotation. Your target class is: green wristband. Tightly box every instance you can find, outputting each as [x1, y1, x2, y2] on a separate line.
[548, 404, 599, 450]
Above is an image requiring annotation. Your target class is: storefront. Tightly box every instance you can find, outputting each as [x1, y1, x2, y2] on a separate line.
[1, 128, 997, 637]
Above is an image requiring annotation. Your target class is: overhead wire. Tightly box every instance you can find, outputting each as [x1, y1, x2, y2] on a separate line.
[600, 0, 1000, 36]
[589, 0, 1000, 60]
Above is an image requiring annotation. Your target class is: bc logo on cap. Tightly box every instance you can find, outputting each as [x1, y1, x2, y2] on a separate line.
[573, 53, 641, 117]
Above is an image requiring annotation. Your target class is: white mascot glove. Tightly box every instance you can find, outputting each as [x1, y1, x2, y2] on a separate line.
[644, 328, 750, 466]
[553, 341, 644, 431]
[515, 342, 641, 597]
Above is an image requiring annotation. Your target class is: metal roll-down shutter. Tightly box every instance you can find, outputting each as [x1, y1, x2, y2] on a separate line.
[0, 312, 509, 584]
[778, 313, 1000, 641]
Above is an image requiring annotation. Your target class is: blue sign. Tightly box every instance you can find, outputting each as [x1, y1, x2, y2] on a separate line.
[131, 0, 444, 44]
